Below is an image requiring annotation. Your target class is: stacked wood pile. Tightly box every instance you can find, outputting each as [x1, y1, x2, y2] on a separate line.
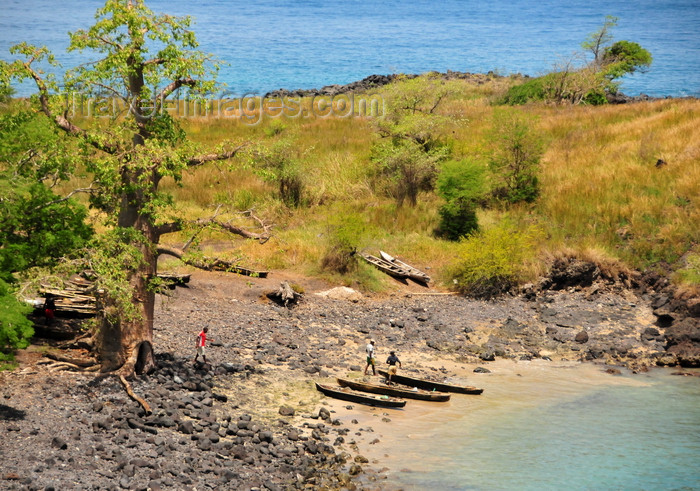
[40, 275, 97, 316]
[38, 272, 192, 316]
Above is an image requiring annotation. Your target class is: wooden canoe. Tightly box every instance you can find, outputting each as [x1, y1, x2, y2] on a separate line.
[359, 253, 409, 279]
[315, 383, 406, 408]
[379, 251, 431, 284]
[377, 370, 484, 395]
[337, 378, 451, 402]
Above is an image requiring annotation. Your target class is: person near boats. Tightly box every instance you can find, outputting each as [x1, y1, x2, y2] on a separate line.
[385, 351, 402, 384]
[364, 339, 377, 375]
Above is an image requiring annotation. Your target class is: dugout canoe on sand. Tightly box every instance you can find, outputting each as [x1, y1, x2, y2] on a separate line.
[377, 370, 484, 395]
[336, 378, 451, 402]
[379, 250, 431, 284]
[315, 383, 407, 408]
[359, 252, 410, 280]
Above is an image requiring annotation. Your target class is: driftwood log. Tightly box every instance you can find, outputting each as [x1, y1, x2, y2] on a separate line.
[267, 281, 302, 307]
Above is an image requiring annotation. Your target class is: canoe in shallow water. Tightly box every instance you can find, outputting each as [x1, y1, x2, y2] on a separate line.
[337, 377, 451, 402]
[315, 383, 407, 408]
[377, 370, 484, 395]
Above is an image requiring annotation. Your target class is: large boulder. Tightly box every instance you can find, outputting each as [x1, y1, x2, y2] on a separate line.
[547, 258, 600, 289]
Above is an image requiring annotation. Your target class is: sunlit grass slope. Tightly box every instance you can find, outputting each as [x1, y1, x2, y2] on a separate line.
[158, 80, 698, 290]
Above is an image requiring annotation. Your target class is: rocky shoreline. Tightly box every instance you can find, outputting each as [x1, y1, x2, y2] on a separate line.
[1, 262, 698, 490]
[264, 71, 687, 104]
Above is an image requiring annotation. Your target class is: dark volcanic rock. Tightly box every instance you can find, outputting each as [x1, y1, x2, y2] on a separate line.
[575, 330, 590, 344]
[548, 258, 600, 289]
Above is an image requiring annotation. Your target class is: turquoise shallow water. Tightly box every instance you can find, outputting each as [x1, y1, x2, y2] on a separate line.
[2, 0, 699, 97]
[343, 362, 700, 491]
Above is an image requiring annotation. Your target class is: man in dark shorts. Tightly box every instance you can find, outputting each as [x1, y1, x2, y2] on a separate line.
[385, 351, 402, 384]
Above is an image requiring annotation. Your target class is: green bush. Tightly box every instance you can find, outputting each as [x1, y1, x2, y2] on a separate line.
[488, 109, 543, 204]
[0, 174, 93, 282]
[676, 253, 700, 285]
[321, 213, 367, 274]
[434, 159, 485, 240]
[436, 199, 479, 241]
[450, 222, 542, 298]
[499, 76, 547, 105]
[0, 279, 34, 364]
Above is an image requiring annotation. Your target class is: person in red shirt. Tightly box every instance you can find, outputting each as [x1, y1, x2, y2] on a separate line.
[194, 327, 211, 365]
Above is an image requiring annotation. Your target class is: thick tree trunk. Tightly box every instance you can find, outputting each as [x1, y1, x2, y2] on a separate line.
[96, 245, 157, 375]
[97, 175, 158, 375]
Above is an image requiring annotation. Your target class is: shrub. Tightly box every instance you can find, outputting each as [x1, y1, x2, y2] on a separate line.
[371, 138, 448, 207]
[435, 159, 485, 240]
[0, 174, 93, 283]
[436, 198, 479, 241]
[0, 279, 34, 364]
[450, 221, 543, 298]
[487, 109, 543, 204]
[676, 253, 700, 286]
[320, 213, 366, 274]
[499, 77, 547, 105]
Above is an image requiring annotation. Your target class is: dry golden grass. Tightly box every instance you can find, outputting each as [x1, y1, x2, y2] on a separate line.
[31, 77, 698, 289]
[537, 99, 699, 268]
[160, 82, 698, 287]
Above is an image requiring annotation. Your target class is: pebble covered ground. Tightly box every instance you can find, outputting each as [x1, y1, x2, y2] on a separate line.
[0, 269, 670, 490]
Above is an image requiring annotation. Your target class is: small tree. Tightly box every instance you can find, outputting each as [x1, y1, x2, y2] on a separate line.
[582, 15, 619, 67]
[371, 139, 448, 207]
[248, 137, 306, 208]
[320, 213, 366, 274]
[502, 16, 651, 105]
[435, 159, 485, 240]
[602, 40, 653, 80]
[371, 74, 455, 206]
[488, 109, 543, 204]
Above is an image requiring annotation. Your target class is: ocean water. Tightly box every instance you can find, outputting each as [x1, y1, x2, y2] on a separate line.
[344, 361, 700, 491]
[1, 0, 699, 97]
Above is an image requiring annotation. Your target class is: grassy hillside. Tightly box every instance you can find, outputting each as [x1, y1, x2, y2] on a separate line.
[37, 75, 695, 293]
[153, 76, 698, 293]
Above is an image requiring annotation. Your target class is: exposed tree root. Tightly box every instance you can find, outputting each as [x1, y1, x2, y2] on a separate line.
[44, 352, 98, 368]
[119, 374, 152, 416]
[36, 358, 101, 372]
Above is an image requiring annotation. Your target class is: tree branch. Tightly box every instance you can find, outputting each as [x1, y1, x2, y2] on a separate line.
[155, 208, 271, 243]
[23, 61, 120, 155]
[143, 57, 166, 66]
[155, 77, 197, 101]
[33, 184, 99, 210]
[187, 143, 249, 167]
[157, 245, 266, 277]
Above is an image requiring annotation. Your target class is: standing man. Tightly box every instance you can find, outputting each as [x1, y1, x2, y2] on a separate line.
[43, 294, 56, 326]
[385, 351, 402, 384]
[194, 327, 211, 365]
[364, 339, 376, 376]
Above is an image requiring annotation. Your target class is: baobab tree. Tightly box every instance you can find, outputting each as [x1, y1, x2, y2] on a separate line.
[2, 0, 264, 374]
